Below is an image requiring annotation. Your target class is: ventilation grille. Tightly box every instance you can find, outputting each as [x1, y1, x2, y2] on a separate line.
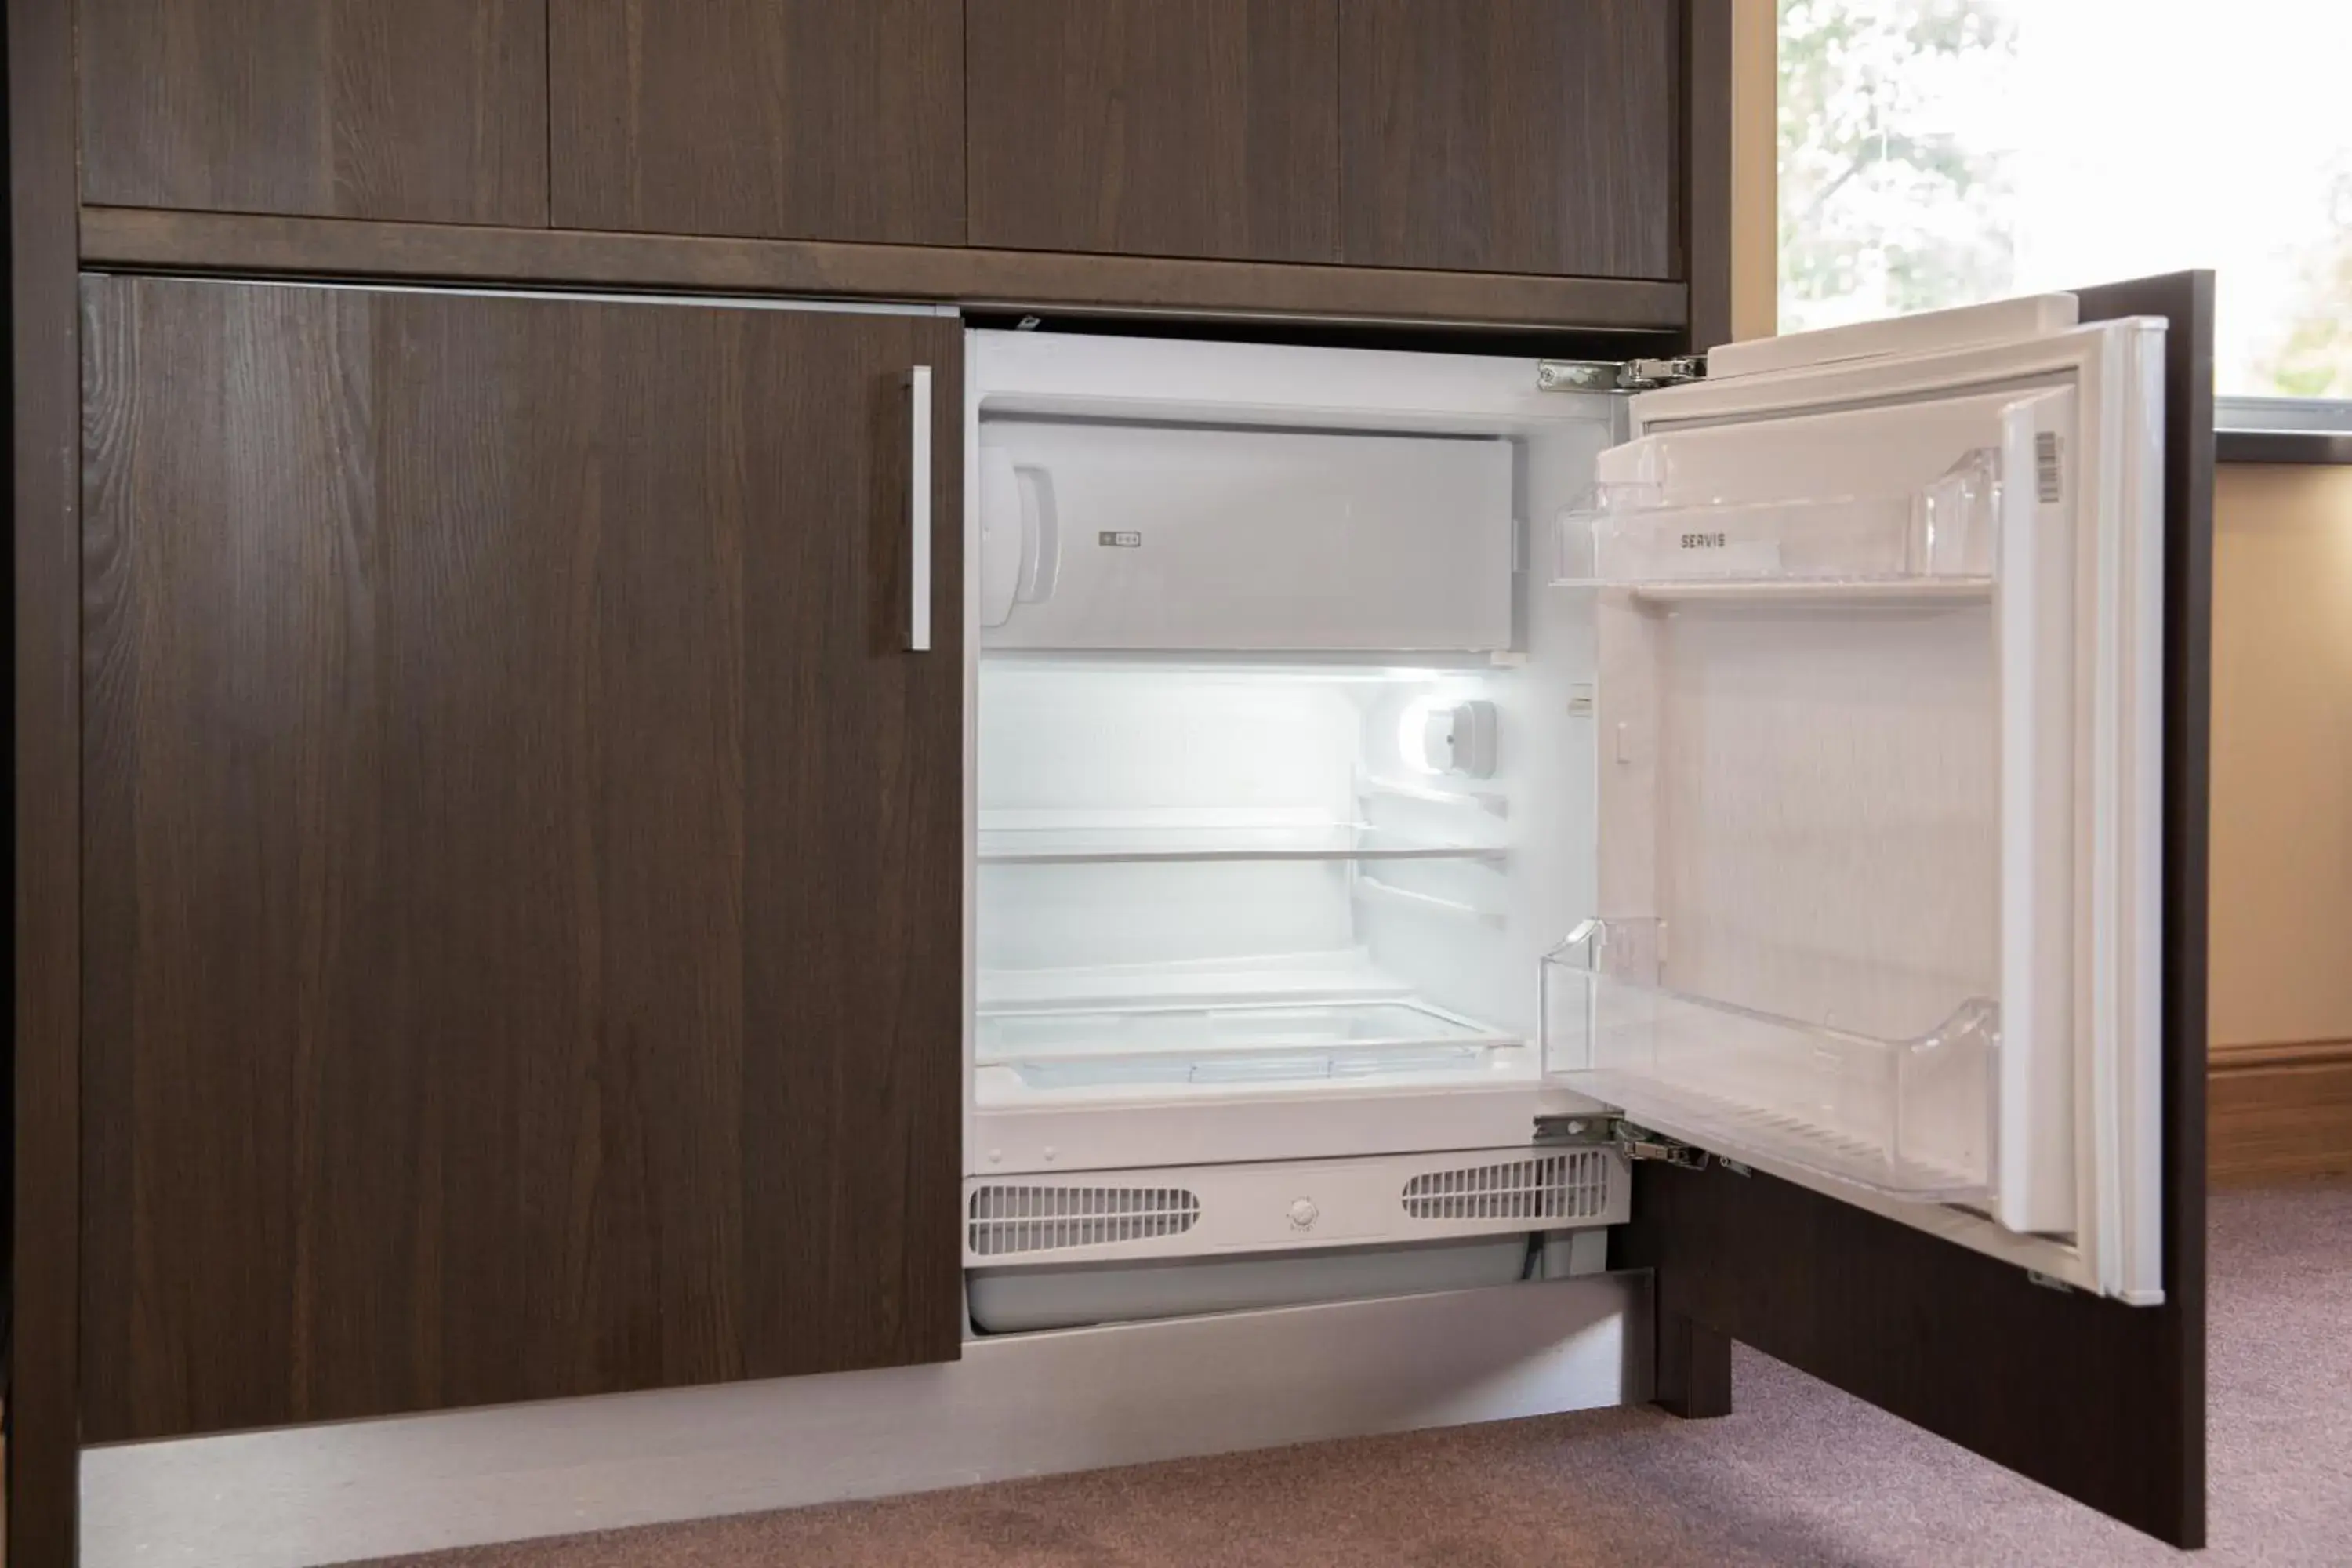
[968, 1185, 1203, 1258]
[1400, 1152, 1611, 1222]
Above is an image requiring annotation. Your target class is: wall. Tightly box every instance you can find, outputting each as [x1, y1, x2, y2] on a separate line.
[2208, 464, 2352, 1049]
[2207, 464, 2352, 1182]
[1728, 0, 1777, 343]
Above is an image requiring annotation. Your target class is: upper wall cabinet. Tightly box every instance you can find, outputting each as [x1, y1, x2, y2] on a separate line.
[78, 0, 550, 224]
[550, 0, 965, 244]
[967, 0, 1338, 263]
[1338, 0, 1678, 278]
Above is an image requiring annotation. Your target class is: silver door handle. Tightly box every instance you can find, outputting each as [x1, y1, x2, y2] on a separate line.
[907, 364, 932, 652]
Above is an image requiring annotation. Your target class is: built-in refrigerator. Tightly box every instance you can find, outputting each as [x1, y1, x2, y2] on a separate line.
[959, 294, 2168, 1330]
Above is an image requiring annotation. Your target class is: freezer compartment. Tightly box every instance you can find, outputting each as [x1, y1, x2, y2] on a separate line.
[978, 421, 1515, 651]
[1542, 918, 1995, 1200]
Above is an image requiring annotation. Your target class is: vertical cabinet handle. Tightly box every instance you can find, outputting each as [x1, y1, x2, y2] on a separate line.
[906, 364, 933, 652]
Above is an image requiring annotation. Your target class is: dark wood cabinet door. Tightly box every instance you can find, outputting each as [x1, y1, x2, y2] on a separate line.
[78, 0, 550, 224]
[967, 0, 1338, 263]
[1614, 274, 2215, 1548]
[1337, 0, 1676, 278]
[550, 0, 964, 244]
[79, 277, 964, 1442]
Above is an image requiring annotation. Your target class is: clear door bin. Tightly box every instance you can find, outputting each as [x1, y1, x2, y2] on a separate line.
[1542, 918, 1998, 1200]
[1558, 447, 2002, 587]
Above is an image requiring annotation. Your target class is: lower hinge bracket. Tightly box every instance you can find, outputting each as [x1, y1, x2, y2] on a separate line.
[1612, 1120, 1709, 1168]
[1536, 1115, 1711, 1170]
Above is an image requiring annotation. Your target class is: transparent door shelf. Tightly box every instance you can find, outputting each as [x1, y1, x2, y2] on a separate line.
[978, 998, 1515, 1091]
[978, 821, 1506, 865]
[1542, 920, 1997, 1201]
[1553, 447, 2000, 592]
[1606, 577, 1994, 608]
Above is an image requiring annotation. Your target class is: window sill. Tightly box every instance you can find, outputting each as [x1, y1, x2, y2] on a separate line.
[2216, 398, 2352, 465]
[2216, 429, 2352, 465]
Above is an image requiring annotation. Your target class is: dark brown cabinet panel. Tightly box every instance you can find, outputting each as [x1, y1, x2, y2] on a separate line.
[550, 0, 965, 244]
[1337, 0, 1677, 278]
[79, 277, 964, 1442]
[967, 0, 1338, 262]
[78, 0, 550, 224]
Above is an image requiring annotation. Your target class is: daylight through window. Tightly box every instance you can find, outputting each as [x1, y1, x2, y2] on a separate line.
[1780, 0, 2352, 397]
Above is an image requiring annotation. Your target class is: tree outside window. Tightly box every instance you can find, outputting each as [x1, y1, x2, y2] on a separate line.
[1780, 0, 2352, 399]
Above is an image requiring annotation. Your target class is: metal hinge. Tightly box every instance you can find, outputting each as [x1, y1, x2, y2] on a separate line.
[1536, 356, 1708, 394]
[1536, 1115, 1710, 1170]
[1613, 1121, 1710, 1167]
[1620, 355, 1708, 390]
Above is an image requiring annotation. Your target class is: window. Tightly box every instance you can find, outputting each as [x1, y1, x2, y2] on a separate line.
[1779, 0, 2352, 402]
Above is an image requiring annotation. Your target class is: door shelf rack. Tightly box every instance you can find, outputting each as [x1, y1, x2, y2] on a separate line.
[1541, 918, 1999, 1201]
[1552, 445, 2004, 591]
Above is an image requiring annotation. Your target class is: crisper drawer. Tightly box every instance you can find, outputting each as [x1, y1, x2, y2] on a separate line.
[978, 421, 1515, 651]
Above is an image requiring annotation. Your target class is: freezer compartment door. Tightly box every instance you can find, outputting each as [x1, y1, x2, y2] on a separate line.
[1544, 299, 2168, 1305]
[977, 421, 1515, 652]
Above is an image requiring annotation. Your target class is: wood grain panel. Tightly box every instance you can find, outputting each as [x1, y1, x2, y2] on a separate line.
[77, 206, 1693, 332]
[967, 0, 1338, 262]
[1653, 1312, 1731, 1419]
[79, 278, 964, 1441]
[550, 0, 964, 244]
[1681, 0, 1735, 347]
[2210, 1042, 2352, 1184]
[78, 0, 550, 224]
[1337, 0, 1678, 278]
[10, 0, 86, 1555]
[1614, 274, 2213, 1548]
[1617, 1156, 2199, 1540]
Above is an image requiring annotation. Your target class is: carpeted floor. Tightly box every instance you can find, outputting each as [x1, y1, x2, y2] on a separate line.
[359, 1181, 2352, 1568]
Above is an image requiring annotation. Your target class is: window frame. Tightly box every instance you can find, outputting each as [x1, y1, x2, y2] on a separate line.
[2215, 397, 2352, 465]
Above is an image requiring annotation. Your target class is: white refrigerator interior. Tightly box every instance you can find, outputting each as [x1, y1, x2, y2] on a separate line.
[960, 299, 2167, 1326]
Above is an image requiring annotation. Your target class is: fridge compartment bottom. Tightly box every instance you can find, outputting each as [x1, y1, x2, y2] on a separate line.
[978, 997, 1519, 1091]
[1541, 920, 1996, 1201]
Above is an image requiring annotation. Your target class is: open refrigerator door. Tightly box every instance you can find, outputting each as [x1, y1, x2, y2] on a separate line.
[1541, 298, 2168, 1303]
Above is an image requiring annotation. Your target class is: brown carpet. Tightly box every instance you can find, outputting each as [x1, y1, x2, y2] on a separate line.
[357, 1182, 2352, 1567]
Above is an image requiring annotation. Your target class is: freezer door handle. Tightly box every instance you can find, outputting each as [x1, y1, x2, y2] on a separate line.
[907, 363, 933, 652]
